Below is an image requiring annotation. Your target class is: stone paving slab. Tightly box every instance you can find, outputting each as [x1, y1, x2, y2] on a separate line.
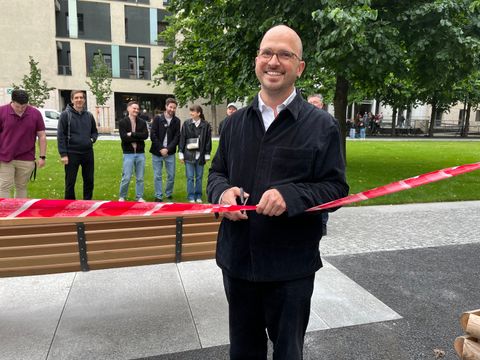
[322, 201, 480, 256]
[0, 273, 75, 360]
[48, 264, 199, 360]
[312, 262, 401, 329]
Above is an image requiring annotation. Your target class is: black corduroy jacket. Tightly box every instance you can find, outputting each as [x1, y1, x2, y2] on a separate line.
[207, 92, 349, 282]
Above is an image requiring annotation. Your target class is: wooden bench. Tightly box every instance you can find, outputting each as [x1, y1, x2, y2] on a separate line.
[0, 214, 221, 278]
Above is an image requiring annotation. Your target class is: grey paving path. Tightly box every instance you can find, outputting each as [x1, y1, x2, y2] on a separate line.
[0, 201, 479, 360]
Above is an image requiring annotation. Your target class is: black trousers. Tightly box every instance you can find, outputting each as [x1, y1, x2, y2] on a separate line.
[222, 272, 315, 360]
[64, 151, 94, 200]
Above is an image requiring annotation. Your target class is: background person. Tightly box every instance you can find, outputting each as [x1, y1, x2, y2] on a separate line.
[149, 98, 181, 202]
[207, 25, 348, 360]
[57, 90, 98, 200]
[178, 104, 212, 203]
[0, 89, 47, 198]
[118, 101, 149, 202]
[307, 93, 330, 236]
[218, 102, 238, 135]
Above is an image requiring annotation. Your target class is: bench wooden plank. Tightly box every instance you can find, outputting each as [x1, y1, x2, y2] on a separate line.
[0, 213, 221, 277]
[0, 253, 80, 267]
[0, 243, 78, 257]
[0, 233, 78, 247]
[0, 263, 82, 277]
[88, 254, 177, 270]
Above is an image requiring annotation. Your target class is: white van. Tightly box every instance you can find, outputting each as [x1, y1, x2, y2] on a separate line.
[37, 108, 61, 134]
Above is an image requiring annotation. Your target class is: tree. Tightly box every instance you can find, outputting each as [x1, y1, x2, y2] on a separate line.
[154, 0, 480, 149]
[12, 56, 55, 107]
[86, 50, 112, 106]
[455, 71, 480, 137]
[400, 0, 480, 136]
[374, 73, 418, 135]
[155, 0, 406, 157]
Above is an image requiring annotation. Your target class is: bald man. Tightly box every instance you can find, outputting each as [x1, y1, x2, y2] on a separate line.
[208, 25, 348, 359]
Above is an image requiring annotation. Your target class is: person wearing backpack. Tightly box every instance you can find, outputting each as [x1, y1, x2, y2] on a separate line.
[57, 90, 98, 200]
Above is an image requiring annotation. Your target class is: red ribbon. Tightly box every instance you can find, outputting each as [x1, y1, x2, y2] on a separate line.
[1, 162, 479, 219]
[309, 161, 480, 211]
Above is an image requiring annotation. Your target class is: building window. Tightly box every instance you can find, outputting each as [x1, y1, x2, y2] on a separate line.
[94, 52, 112, 70]
[85, 43, 112, 75]
[66, 13, 84, 35]
[129, 56, 145, 79]
[111, 0, 149, 3]
[476, 110, 480, 123]
[57, 41, 72, 76]
[125, 6, 149, 44]
[57, 1, 111, 41]
[157, 9, 170, 46]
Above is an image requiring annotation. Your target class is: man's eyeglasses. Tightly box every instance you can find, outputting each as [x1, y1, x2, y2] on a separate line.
[257, 48, 301, 62]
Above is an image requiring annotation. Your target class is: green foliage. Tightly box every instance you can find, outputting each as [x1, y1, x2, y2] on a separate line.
[12, 56, 55, 107]
[400, 0, 480, 134]
[86, 50, 112, 106]
[152, 0, 480, 142]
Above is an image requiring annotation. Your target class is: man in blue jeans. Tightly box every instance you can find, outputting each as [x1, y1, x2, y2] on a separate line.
[118, 101, 149, 202]
[150, 98, 181, 202]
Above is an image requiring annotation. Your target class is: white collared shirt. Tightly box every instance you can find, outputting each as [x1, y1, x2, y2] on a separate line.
[163, 114, 172, 147]
[257, 88, 297, 131]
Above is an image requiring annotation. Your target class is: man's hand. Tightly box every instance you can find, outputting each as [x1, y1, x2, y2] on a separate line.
[221, 187, 249, 221]
[37, 158, 46, 169]
[61, 156, 69, 165]
[256, 189, 286, 216]
[160, 148, 168, 157]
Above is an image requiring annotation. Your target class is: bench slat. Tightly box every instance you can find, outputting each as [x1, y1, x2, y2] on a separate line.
[0, 233, 78, 247]
[88, 254, 176, 270]
[0, 243, 78, 258]
[0, 263, 81, 277]
[0, 253, 80, 267]
[88, 245, 176, 261]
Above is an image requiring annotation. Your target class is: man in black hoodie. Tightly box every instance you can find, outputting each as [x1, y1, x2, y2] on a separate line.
[57, 90, 98, 200]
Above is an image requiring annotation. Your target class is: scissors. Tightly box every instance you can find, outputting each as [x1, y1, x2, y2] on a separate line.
[239, 187, 248, 214]
[214, 187, 248, 219]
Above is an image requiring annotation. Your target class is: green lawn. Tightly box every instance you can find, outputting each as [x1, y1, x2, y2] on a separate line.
[28, 139, 480, 206]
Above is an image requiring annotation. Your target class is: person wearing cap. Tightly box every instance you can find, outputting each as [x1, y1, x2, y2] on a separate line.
[218, 102, 238, 135]
[0, 89, 47, 198]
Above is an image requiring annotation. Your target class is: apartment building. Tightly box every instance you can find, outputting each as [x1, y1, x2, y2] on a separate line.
[0, 0, 213, 132]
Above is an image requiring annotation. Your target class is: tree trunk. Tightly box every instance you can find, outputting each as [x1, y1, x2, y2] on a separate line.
[391, 107, 397, 137]
[210, 103, 218, 135]
[375, 100, 380, 115]
[428, 102, 436, 137]
[333, 75, 349, 163]
[462, 103, 471, 137]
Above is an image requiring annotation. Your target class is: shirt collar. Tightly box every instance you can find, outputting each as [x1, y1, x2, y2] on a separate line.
[258, 87, 297, 115]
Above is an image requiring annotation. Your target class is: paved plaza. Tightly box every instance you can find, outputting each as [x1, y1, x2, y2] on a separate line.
[1, 201, 479, 359]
